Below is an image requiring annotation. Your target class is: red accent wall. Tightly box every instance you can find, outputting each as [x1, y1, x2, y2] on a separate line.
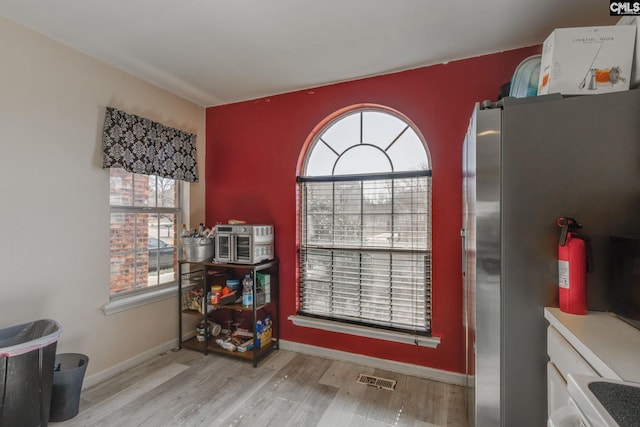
[205, 46, 541, 374]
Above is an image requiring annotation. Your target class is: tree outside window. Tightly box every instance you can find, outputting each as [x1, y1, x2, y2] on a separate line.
[109, 168, 180, 296]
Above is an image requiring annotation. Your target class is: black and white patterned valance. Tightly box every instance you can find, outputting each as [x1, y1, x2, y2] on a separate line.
[102, 107, 199, 183]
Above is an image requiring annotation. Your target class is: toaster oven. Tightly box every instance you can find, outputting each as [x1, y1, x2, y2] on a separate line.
[214, 224, 274, 264]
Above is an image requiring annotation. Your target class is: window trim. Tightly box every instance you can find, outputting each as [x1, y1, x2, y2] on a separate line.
[296, 105, 432, 335]
[288, 315, 440, 348]
[296, 169, 432, 183]
[102, 284, 178, 316]
[107, 169, 188, 311]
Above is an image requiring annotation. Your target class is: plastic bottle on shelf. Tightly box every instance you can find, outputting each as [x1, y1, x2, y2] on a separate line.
[242, 274, 253, 307]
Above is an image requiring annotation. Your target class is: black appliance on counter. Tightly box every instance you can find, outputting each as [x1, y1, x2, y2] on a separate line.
[609, 235, 640, 329]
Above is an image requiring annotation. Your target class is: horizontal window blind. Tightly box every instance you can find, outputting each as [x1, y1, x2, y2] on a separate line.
[299, 174, 431, 333]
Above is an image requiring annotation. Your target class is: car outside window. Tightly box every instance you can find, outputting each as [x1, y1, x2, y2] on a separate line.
[109, 168, 180, 296]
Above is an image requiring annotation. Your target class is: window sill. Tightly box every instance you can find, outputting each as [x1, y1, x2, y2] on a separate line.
[102, 285, 177, 316]
[288, 315, 440, 348]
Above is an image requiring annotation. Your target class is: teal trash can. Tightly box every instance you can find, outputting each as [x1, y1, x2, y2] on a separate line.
[49, 353, 89, 422]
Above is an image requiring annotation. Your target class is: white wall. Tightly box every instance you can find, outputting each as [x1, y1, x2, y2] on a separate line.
[0, 16, 205, 377]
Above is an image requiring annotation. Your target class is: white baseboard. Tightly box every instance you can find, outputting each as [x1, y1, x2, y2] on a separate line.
[84, 334, 465, 390]
[279, 339, 466, 386]
[82, 332, 194, 389]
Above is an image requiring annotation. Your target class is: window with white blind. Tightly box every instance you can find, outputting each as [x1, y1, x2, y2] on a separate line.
[297, 106, 432, 335]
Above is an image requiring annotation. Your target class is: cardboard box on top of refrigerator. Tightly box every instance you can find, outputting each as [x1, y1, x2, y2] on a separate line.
[537, 25, 636, 96]
[617, 16, 640, 88]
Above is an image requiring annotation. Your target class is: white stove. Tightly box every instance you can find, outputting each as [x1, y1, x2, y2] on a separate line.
[550, 373, 640, 427]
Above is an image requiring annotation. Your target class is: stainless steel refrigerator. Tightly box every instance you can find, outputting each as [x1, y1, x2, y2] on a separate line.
[462, 89, 640, 426]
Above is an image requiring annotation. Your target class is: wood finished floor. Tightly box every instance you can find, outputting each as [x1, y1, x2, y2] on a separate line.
[50, 348, 468, 427]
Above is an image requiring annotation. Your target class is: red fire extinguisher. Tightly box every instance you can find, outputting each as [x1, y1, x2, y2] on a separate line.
[557, 217, 591, 315]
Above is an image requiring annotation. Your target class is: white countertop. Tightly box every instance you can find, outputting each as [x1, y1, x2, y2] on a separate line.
[544, 307, 640, 383]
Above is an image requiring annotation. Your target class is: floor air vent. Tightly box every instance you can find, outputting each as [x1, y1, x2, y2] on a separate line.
[356, 373, 397, 391]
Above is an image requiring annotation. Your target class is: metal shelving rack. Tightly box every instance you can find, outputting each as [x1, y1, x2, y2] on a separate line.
[177, 259, 279, 367]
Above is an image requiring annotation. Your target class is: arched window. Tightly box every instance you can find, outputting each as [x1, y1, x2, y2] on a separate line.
[297, 105, 432, 334]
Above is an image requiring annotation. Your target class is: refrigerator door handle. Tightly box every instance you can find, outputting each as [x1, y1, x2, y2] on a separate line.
[461, 228, 467, 278]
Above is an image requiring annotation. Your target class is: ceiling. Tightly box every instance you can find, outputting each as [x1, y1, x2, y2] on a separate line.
[0, 1, 618, 107]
